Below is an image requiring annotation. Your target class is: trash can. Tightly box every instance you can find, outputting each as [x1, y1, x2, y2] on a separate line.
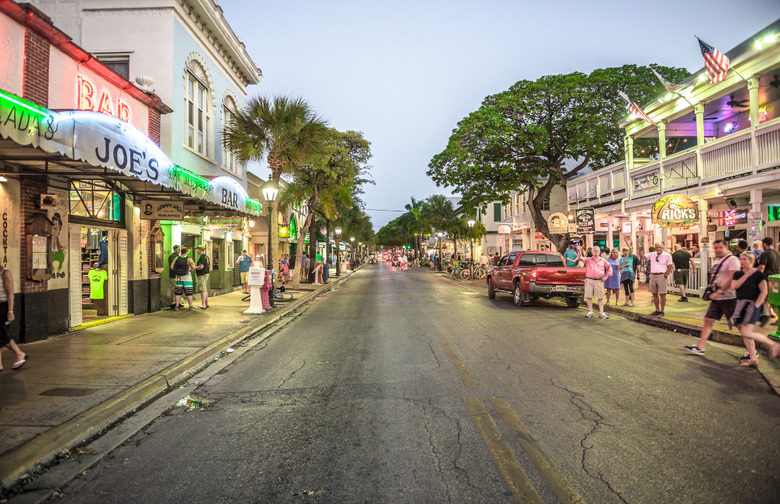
[767, 274, 780, 341]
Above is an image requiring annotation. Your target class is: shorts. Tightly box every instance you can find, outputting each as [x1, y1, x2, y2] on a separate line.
[649, 274, 667, 294]
[733, 302, 763, 326]
[174, 276, 194, 296]
[240, 271, 249, 284]
[584, 278, 604, 299]
[673, 269, 689, 285]
[196, 274, 209, 293]
[0, 301, 11, 346]
[704, 298, 737, 321]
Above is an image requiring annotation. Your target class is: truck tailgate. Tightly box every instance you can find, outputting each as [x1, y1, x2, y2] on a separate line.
[534, 267, 585, 285]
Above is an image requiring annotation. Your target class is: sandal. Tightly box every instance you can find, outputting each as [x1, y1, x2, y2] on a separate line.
[13, 358, 27, 370]
[739, 359, 759, 368]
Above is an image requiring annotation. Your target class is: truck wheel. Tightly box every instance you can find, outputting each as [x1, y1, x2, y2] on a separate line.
[565, 296, 580, 308]
[514, 282, 530, 307]
[487, 278, 496, 299]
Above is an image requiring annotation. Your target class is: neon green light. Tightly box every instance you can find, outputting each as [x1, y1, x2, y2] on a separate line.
[246, 198, 262, 212]
[170, 165, 210, 190]
[0, 90, 51, 118]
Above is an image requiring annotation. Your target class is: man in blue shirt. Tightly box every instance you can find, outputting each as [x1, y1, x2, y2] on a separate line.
[235, 249, 252, 293]
[563, 244, 578, 267]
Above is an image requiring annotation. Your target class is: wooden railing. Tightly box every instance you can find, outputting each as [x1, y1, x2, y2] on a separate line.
[567, 117, 780, 206]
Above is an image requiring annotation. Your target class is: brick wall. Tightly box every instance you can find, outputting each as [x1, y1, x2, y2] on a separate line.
[149, 109, 161, 146]
[22, 28, 50, 107]
[19, 179, 47, 294]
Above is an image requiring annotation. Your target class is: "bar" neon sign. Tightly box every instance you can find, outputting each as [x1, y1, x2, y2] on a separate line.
[77, 76, 131, 123]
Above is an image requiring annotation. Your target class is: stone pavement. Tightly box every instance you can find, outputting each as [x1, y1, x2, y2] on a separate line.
[0, 268, 353, 492]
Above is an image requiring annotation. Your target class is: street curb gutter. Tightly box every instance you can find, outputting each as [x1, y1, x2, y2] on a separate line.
[0, 270, 359, 492]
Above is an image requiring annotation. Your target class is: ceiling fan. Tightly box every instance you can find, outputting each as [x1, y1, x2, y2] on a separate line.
[726, 94, 749, 108]
[770, 75, 780, 89]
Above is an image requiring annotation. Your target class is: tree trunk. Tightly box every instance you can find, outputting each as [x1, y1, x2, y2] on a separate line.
[290, 218, 306, 290]
[308, 214, 318, 283]
[324, 220, 331, 274]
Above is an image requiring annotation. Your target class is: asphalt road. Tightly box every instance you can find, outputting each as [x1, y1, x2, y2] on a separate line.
[49, 262, 780, 504]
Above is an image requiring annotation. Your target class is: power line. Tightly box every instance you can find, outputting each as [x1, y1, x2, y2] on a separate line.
[365, 208, 406, 213]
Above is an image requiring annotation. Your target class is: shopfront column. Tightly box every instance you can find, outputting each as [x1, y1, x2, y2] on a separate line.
[630, 212, 637, 253]
[657, 121, 667, 159]
[698, 198, 709, 289]
[607, 215, 614, 250]
[748, 75, 759, 170]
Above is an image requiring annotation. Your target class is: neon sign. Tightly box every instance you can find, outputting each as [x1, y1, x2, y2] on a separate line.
[719, 209, 747, 226]
[77, 76, 131, 123]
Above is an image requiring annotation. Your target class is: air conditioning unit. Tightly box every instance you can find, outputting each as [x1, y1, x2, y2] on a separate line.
[726, 197, 749, 209]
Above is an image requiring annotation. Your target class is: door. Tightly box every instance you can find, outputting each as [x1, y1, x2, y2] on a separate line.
[68, 224, 83, 327]
[109, 228, 128, 316]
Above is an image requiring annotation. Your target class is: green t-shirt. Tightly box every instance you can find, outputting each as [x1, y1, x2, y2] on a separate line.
[168, 252, 179, 268]
[88, 269, 108, 299]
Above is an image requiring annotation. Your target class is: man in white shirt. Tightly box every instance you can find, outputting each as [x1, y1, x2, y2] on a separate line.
[646, 243, 673, 317]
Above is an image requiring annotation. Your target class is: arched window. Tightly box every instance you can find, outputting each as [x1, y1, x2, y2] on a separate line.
[222, 95, 239, 175]
[184, 60, 212, 158]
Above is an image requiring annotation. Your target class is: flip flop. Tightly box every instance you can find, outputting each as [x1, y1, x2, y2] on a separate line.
[12, 358, 26, 370]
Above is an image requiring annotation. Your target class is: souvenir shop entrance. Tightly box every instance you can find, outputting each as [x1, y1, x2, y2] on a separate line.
[69, 224, 128, 327]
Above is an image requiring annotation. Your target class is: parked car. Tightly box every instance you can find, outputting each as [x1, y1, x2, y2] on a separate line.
[487, 250, 585, 308]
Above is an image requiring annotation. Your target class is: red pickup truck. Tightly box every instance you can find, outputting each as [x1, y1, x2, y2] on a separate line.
[487, 250, 586, 308]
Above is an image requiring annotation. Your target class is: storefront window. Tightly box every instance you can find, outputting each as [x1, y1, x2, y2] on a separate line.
[69, 180, 124, 223]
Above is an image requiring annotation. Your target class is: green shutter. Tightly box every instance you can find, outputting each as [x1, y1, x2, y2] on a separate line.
[493, 203, 502, 222]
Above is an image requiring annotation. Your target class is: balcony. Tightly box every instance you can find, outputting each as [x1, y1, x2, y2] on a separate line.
[567, 116, 780, 207]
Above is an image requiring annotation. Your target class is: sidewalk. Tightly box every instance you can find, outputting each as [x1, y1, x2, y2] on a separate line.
[0, 269, 354, 491]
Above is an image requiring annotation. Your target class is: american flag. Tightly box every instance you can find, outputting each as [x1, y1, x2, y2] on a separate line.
[696, 36, 730, 83]
[618, 91, 656, 126]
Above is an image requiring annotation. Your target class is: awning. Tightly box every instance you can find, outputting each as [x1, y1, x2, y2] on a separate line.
[0, 89, 261, 216]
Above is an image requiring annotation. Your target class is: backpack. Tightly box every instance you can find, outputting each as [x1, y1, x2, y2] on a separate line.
[173, 257, 190, 277]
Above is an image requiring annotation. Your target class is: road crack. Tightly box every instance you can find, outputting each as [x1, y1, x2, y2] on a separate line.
[277, 358, 306, 389]
[551, 379, 627, 504]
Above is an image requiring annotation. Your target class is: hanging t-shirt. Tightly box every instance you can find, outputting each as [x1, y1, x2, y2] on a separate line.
[86, 229, 101, 250]
[88, 269, 108, 299]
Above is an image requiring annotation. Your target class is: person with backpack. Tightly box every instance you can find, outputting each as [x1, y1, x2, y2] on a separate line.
[170, 247, 196, 311]
[195, 245, 210, 310]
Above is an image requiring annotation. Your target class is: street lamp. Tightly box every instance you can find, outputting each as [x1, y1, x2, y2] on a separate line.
[335, 228, 342, 276]
[467, 219, 475, 279]
[261, 179, 279, 273]
[350, 237, 355, 268]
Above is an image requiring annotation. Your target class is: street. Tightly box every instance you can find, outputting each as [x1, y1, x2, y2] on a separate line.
[47, 262, 780, 504]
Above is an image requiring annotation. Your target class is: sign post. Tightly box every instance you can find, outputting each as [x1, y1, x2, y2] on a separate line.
[243, 266, 265, 314]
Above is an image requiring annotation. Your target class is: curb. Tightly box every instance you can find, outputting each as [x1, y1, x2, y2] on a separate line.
[0, 271, 358, 492]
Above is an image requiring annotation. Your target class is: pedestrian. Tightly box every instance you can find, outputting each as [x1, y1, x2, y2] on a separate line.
[685, 239, 740, 356]
[757, 237, 780, 325]
[168, 245, 181, 309]
[235, 249, 252, 293]
[737, 239, 749, 255]
[303, 253, 311, 281]
[289, 253, 296, 281]
[691, 244, 701, 258]
[751, 240, 763, 259]
[279, 254, 289, 284]
[727, 252, 780, 367]
[563, 244, 578, 267]
[646, 243, 673, 317]
[671, 244, 694, 302]
[619, 248, 635, 307]
[629, 246, 640, 277]
[171, 247, 196, 310]
[0, 264, 26, 371]
[576, 245, 612, 319]
[604, 248, 621, 306]
[195, 245, 210, 309]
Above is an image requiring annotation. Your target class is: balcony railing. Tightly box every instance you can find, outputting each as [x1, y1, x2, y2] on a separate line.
[567, 117, 780, 207]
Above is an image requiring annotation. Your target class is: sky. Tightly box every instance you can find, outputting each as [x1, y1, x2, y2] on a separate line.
[219, 0, 780, 230]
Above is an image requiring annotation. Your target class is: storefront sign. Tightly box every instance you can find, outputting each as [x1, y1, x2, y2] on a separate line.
[748, 212, 762, 243]
[279, 226, 291, 238]
[547, 212, 568, 234]
[575, 208, 595, 235]
[718, 209, 747, 226]
[652, 194, 698, 228]
[633, 173, 660, 192]
[77, 76, 132, 123]
[622, 221, 632, 233]
[140, 200, 185, 220]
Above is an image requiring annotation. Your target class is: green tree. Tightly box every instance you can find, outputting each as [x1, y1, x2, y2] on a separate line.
[427, 64, 689, 254]
[223, 96, 329, 268]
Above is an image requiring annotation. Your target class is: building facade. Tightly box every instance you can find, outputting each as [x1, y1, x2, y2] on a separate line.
[566, 20, 780, 294]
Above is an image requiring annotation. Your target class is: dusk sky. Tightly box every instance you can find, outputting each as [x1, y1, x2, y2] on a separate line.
[220, 0, 780, 230]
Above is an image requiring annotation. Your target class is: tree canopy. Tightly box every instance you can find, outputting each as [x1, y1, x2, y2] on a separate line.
[427, 64, 689, 252]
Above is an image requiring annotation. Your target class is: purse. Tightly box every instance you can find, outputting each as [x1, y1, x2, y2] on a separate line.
[702, 257, 726, 301]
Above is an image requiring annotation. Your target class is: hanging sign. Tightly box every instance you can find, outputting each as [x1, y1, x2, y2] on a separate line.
[547, 212, 569, 234]
[575, 208, 595, 235]
[652, 194, 698, 228]
[140, 200, 185, 220]
[497, 224, 512, 234]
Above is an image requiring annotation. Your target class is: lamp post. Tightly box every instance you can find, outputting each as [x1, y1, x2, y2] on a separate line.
[261, 179, 279, 280]
[335, 228, 342, 276]
[437, 232, 443, 271]
[468, 219, 475, 279]
[350, 237, 355, 268]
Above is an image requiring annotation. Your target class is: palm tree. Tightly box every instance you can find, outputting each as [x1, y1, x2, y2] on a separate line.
[222, 96, 328, 269]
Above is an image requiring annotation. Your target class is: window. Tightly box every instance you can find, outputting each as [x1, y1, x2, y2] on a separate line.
[546, 255, 564, 267]
[542, 196, 551, 211]
[185, 63, 212, 158]
[69, 180, 123, 223]
[222, 96, 239, 175]
[493, 203, 502, 222]
[95, 53, 130, 80]
[516, 253, 535, 266]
